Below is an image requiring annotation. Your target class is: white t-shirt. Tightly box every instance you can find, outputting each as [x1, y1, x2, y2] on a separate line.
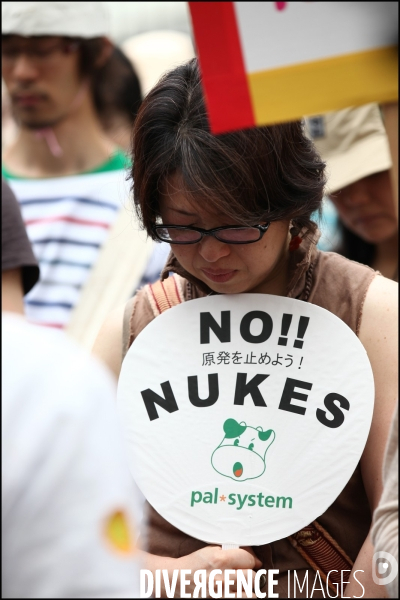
[2, 313, 144, 598]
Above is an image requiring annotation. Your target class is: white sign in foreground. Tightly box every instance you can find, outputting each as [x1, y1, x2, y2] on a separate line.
[117, 294, 374, 546]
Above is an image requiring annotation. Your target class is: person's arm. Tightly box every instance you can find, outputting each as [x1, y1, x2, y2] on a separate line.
[2, 268, 25, 315]
[344, 275, 398, 598]
[371, 403, 398, 598]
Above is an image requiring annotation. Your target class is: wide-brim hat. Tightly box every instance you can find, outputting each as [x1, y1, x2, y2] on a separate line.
[2, 2, 109, 39]
[304, 103, 392, 194]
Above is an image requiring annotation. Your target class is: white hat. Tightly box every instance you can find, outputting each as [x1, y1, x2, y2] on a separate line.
[121, 30, 195, 96]
[304, 103, 392, 194]
[2, 2, 109, 39]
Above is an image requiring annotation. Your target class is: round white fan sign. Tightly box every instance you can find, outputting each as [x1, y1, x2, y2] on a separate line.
[117, 294, 374, 546]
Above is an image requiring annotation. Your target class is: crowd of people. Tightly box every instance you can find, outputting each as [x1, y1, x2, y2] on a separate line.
[2, 2, 398, 598]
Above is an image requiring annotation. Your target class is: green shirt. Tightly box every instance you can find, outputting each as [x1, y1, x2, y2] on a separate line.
[2, 149, 130, 180]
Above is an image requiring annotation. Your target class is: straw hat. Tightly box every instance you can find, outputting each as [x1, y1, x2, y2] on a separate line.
[2, 1, 109, 38]
[121, 30, 195, 96]
[304, 103, 392, 194]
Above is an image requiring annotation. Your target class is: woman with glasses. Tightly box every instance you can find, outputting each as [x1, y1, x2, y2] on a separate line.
[93, 59, 398, 598]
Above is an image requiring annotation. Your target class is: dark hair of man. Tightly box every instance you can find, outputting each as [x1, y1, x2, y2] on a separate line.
[78, 38, 142, 130]
[131, 58, 326, 239]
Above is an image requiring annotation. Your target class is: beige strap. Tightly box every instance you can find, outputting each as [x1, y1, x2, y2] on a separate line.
[66, 205, 154, 350]
[145, 275, 185, 317]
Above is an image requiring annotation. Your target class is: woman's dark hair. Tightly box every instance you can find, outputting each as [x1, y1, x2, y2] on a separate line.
[131, 58, 326, 238]
[78, 38, 142, 130]
[336, 220, 375, 266]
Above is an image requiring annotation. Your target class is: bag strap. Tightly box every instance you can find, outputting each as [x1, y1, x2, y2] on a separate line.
[143, 276, 354, 591]
[145, 275, 185, 316]
[289, 521, 353, 593]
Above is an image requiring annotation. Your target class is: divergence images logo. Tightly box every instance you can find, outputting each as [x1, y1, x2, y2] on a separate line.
[211, 418, 275, 482]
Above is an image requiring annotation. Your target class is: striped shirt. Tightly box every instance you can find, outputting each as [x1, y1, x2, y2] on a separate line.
[3, 152, 132, 329]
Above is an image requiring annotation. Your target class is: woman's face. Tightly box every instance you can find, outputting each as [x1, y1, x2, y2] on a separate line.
[330, 170, 397, 244]
[159, 173, 291, 295]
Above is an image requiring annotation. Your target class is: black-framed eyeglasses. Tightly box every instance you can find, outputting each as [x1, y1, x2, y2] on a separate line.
[153, 223, 271, 245]
[2, 39, 81, 67]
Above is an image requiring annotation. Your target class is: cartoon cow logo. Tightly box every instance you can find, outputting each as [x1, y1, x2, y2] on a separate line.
[211, 418, 275, 482]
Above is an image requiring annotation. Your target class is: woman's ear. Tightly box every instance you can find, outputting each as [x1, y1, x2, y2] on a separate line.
[289, 220, 300, 237]
[94, 37, 114, 68]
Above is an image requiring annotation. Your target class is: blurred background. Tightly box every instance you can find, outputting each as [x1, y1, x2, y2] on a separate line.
[103, 1, 192, 42]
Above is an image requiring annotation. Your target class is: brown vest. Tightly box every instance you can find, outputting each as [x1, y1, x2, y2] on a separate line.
[122, 235, 377, 598]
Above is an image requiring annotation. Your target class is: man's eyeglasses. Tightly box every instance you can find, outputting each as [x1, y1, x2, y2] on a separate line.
[153, 223, 271, 245]
[2, 40, 80, 67]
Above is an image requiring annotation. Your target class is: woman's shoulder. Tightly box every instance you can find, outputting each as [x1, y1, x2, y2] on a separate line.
[310, 250, 378, 334]
[314, 250, 398, 314]
[360, 273, 398, 343]
[315, 249, 376, 278]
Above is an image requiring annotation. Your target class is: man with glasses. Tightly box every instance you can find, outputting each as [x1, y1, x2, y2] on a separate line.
[1, 2, 159, 333]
